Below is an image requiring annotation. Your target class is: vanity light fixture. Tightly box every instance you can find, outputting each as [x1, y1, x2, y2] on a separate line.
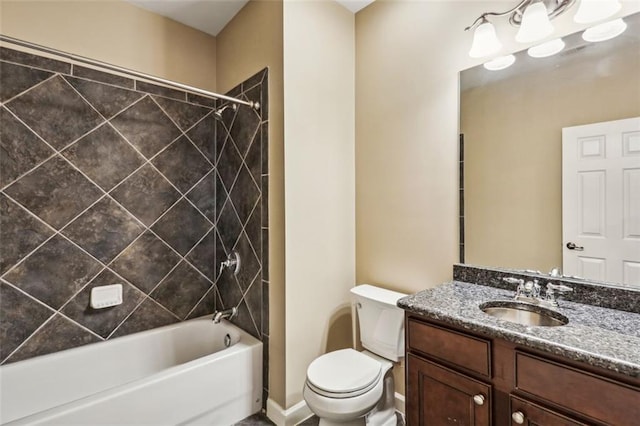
[527, 38, 566, 57]
[582, 17, 627, 42]
[483, 54, 517, 71]
[465, 0, 621, 59]
[516, 2, 555, 43]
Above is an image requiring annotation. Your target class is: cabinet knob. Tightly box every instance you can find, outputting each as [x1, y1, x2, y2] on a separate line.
[473, 394, 485, 406]
[512, 411, 525, 424]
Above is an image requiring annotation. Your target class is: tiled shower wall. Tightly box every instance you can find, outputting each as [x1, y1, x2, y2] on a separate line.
[0, 47, 268, 372]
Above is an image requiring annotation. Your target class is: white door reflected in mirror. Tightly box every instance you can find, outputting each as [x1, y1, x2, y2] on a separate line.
[562, 117, 640, 286]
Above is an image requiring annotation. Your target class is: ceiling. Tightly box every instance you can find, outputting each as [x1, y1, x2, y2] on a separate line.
[126, 0, 375, 36]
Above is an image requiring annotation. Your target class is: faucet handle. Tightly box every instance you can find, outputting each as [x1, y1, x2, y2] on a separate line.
[545, 283, 573, 307]
[546, 283, 573, 293]
[503, 277, 525, 286]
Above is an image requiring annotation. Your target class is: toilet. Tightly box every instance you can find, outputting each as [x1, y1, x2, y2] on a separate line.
[303, 284, 406, 426]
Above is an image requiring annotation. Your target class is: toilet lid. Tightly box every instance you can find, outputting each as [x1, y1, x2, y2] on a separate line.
[306, 349, 381, 394]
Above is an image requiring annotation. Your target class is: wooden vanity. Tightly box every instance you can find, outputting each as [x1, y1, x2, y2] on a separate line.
[405, 314, 640, 426]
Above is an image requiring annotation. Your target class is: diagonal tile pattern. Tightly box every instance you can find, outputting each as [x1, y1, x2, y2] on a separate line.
[5, 75, 104, 150]
[0, 47, 268, 370]
[0, 106, 55, 188]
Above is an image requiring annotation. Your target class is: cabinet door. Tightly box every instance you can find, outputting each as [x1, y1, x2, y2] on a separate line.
[407, 354, 490, 426]
[510, 396, 588, 426]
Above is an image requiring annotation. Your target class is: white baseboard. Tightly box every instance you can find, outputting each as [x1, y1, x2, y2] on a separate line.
[266, 398, 312, 426]
[394, 392, 405, 415]
[266, 393, 404, 426]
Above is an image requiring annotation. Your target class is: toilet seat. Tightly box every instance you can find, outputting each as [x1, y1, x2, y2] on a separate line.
[306, 349, 382, 399]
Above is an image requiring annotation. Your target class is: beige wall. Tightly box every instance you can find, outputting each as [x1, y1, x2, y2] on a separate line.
[283, 0, 355, 407]
[0, 0, 217, 91]
[462, 45, 640, 272]
[216, 0, 286, 407]
[354, 0, 640, 399]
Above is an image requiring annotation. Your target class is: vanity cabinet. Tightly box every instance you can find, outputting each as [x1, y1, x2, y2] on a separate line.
[405, 314, 640, 426]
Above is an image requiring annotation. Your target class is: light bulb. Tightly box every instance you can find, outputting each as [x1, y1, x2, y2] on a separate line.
[469, 20, 502, 58]
[528, 38, 566, 58]
[574, 0, 622, 24]
[516, 2, 554, 43]
[582, 18, 627, 42]
[483, 54, 516, 71]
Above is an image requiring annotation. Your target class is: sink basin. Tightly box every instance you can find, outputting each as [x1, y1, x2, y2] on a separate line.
[479, 301, 568, 327]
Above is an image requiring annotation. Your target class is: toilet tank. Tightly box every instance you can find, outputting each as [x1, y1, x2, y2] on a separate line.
[351, 284, 407, 362]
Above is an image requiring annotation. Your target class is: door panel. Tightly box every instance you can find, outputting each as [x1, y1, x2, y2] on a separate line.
[562, 117, 640, 286]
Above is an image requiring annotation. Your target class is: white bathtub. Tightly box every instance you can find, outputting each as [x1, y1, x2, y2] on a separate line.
[0, 317, 262, 425]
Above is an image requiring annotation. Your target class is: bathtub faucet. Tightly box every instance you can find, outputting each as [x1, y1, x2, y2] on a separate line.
[213, 307, 238, 324]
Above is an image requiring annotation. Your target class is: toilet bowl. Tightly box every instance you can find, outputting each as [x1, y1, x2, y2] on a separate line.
[303, 285, 406, 426]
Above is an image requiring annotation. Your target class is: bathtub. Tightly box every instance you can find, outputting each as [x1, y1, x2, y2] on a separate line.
[0, 317, 262, 425]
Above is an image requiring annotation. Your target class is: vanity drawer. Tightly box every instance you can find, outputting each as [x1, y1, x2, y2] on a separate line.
[515, 352, 640, 425]
[407, 318, 491, 378]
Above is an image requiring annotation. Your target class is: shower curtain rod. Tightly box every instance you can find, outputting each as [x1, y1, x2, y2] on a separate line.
[0, 34, 260, 110]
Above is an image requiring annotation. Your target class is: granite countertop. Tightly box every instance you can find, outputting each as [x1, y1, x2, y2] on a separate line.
[398, 281, 640, 379]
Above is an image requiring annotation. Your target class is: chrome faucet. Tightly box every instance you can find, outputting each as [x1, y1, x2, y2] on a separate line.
[220, 251, 241, 275]
[212, 307, 237, 324]
[503, 277, 572, 308]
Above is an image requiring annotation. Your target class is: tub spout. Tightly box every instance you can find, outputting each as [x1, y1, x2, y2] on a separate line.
[213, 307, 237, 324]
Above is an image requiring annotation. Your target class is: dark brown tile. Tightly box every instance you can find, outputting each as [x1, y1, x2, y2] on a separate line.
[230, 165, 260, 227]
[65, 76, 143, 119]
[262, 280, 269, 335]
[151, 199, 211, 256]
[62, 197, 144, 264]
[6, 314, 101, 364]
[262, 230, 269, 283]
[232, 299, 259, 339]
[187, 93, 217, 108]
[61, 269, 145, 338]
[215, 171, 228, 224]
[186, 230, 215, 281]
[229, 103, 261, 157]
[111, 298, 178, 338]
[186, 285, 217, 319]
[261, 175, 269, 227]
[216, 198, 242, 253]
[4, 155, 103, 229]
[62, 124, 145, 191]
[152, 136, 212, 193]
[3, 235, 102, 309]
[233, 232, 260, 293]
[0, 193, 54, 275]
[217, 137, 242, 194]
[111, 231, 180, 294]
[109, 164, 180, 226]
[245, 128, 262, 185]
[0, 106, 54, 188]
[110, 96, 181, 158]
[214, 229, 227, 282]
[244, 84, 263, 122]
[5, 75, 104, 150]
[0, 281, 54, 362]
[136, 81, 185, 101]
[0, 47, 70, 74]
[186, 171, 215, 223]
[244, 275, 262, 335]
[186, 114, 216, 163]
[241, 69, 266, 92]
[153, 96, 211, 131]
[234, 413, 275, 426]
[244, 200, 261, 256]
[151, 262, 211, 319]
[217, 272, 243, 312]
[72, 65, 134, 89]
[0, 61, 54, 102]
[261, 121, 269, 175]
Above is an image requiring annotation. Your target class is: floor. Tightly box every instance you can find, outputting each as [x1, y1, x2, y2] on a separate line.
[235, 412, 405, 425]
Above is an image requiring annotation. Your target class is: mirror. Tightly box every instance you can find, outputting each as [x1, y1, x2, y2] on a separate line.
[460, 12, 640, 288]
